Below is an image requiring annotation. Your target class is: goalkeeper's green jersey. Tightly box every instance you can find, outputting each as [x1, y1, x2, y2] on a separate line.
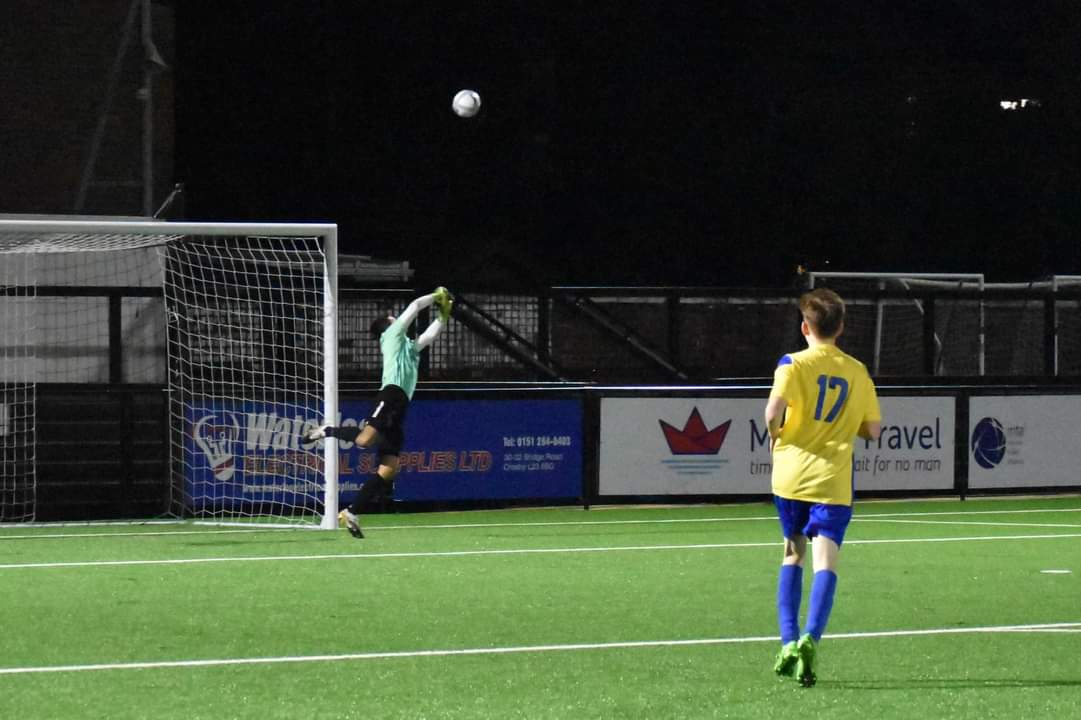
[380, 316, 421, 399]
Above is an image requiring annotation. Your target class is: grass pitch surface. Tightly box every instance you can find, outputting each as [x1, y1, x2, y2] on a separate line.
[1, 495, 1078, 719]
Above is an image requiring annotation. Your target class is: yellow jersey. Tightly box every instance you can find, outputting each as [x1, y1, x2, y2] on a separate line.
[770, 343, 881, 506]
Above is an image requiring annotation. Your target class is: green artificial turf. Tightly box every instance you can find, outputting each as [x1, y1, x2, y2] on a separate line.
[0, 495, 1078, 719]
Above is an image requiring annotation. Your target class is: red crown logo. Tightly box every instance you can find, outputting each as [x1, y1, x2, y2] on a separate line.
[659, 407, 730, 455]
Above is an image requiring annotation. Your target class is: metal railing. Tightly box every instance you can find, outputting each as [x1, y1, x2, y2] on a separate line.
[339, 285, 1081, 382]
[17, 284, 1081, 385]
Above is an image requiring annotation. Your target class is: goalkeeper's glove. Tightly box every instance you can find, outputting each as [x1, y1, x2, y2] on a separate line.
[434, 287, 454, 323]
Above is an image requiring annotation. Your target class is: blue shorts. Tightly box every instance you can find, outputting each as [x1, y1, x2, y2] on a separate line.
[773, 496, 853, 546]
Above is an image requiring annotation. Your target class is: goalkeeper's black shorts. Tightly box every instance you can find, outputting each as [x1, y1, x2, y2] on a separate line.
[366, 385, 409, 456]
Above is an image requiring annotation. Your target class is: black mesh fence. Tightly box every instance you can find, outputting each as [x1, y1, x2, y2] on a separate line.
[676, 296, 800, 378]
[429, 293, 540, 379]
[935, 300, 982, 376]
[551, 295, 666, 380]
[303, 286, 1081, 382]
[983, 300, 1046, 376]
[1057, 300, 1081, 376]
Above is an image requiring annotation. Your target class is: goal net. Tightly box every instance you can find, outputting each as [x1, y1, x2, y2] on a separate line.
[0, 219, 338, 527]
[807, 272, 1081, 377]
[805, 272, 986, 376]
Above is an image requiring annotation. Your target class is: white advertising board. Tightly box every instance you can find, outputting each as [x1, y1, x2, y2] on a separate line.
[969, 395, 1081, 488]
[855, 396, 955, 492]
[598, 396, 955, 495]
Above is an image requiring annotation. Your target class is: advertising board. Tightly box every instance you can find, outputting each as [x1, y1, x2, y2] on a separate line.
[599, 396, 955, 495]
[969, 395, 1081, 489]
[186, 398, 583, 507]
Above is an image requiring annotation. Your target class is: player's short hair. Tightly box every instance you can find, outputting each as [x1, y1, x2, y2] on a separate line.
[369, 316, 393, 341]
[799, 288, 845, 339]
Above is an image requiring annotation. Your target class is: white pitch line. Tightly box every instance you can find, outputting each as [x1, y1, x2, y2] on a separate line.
[0, 516, 779, 539]
[0, 528, 304, 541]
[848, 533, 1081, 547]
[363, 506, 1081, 532]
[0, 532, 1078, 571]
[0, 543, 776, 570]
[0, 515, 757, 541]
[860, 507, 1081, 517]
[4, 505, 1080, 541]
[8, 520, 183, 529]
[858, 519, 1081, 529]
[0, 622, 1077, 676]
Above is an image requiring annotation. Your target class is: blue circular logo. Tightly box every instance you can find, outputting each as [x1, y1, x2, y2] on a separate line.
[971, 417, 1006, 469]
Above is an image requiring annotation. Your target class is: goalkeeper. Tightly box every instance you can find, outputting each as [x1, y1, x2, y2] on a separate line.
[304, 287, 453, 538]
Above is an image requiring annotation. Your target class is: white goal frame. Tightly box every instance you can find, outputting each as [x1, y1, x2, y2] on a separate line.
[0, 218, 339, 528]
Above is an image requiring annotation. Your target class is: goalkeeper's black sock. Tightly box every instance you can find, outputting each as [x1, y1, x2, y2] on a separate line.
[349, 473, 386, 513]
[324, 426, 361, 443]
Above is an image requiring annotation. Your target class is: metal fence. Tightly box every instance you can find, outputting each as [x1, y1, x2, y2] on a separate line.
[19, 285, 1081, 386]
[338, 286, 1081, 382]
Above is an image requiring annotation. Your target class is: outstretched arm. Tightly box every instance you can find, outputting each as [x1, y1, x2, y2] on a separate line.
[416, 317, 445, 350]
[395, 292, 438, 330]
[397, 287, 451, 350]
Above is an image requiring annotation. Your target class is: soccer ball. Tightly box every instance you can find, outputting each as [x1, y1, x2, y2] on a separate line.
[452, 89, 481, 118]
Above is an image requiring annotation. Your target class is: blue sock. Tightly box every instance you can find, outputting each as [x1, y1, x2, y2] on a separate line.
[776, 564, 803, 644]
[805, 570, 838, 642]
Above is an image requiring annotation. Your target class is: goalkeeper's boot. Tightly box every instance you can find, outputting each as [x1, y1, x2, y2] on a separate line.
[773, 641, 799, 677]
[338, 508, 364, 539]
[795, 633, 817, 688]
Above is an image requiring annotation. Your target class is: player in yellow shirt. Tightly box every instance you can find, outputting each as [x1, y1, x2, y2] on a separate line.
[765, 288, 881, 687]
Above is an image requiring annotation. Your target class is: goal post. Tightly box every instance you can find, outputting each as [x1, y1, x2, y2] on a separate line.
[0, 218, 338, 527]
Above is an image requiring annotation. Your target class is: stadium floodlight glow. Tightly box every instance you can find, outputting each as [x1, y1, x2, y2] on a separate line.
[1000, 99, 1041, 111]
[0, 218, 339, 528]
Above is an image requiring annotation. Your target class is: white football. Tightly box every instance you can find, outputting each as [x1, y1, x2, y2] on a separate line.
[452, 89, 481, 118]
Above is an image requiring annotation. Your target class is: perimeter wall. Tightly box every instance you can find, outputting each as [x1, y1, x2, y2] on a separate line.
[20, 283, 1081, 519]
[34, 382, 1079, 520]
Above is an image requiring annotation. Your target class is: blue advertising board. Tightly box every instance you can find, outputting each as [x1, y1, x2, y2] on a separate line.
[339, 398, 582, 502]
[185, 398, 582, 509]
[185, 401, 324, 512]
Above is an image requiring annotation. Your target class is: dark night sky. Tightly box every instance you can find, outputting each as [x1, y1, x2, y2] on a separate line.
[174, 2, 1081, 288]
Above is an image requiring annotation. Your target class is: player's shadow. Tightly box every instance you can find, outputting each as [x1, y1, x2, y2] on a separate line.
[828, 678, 1081, 690]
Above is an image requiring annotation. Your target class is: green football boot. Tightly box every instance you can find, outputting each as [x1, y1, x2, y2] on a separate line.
[795, 633, 817, 687]
[773, 641, 799, 677]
